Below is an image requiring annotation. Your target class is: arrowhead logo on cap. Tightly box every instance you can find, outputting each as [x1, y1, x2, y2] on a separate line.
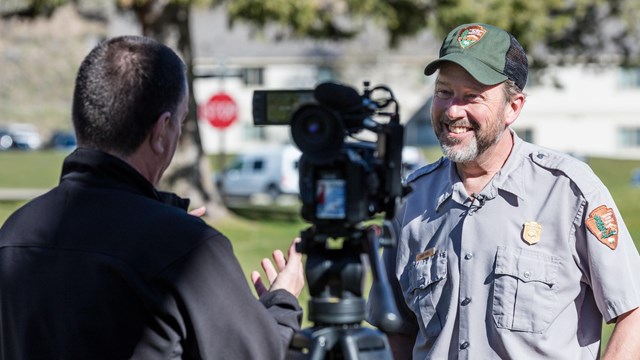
[458, 25, 487, 49]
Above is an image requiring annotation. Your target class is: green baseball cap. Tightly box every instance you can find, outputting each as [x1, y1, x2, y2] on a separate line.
[424, 23, 528, 90]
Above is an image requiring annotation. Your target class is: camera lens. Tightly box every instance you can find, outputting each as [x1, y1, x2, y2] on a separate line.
[305, 119, 322, 135]
[291, 104, 344, 164]
[301, 117, 326, 143]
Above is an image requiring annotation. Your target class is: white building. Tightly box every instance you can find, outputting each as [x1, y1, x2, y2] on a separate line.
[517, 65, 640, 159]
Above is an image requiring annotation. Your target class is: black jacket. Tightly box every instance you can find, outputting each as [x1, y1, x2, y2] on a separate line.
[0, 148, 302, 359]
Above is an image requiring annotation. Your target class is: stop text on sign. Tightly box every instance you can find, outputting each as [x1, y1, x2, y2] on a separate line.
[199, 92, 238, 129]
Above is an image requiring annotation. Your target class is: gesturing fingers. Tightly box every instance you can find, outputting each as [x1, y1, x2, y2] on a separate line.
[272, 249, 286, 272]
[261, 257, 278, 285]
[287, 238, 302, 263]
[251, 238, 305, 298]
[188, 206, 206, 217]
[251, 270, 268, 297]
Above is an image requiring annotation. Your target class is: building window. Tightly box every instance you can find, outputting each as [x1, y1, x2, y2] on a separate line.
[618, 67, 640, 88]
[242, 67, 264, 86]
[618, 127, 640, 147]
[514, 128, 534, 143]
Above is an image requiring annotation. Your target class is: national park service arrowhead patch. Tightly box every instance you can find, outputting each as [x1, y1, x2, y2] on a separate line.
[458, 25, 487, 49]
[586, 205, 619, 250]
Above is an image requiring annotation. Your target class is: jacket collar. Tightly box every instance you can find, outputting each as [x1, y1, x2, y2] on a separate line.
[60, 147, 190, 210]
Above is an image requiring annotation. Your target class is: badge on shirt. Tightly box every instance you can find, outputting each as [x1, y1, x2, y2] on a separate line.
[522, 221, 542, 245]
[586, 205, 619, 250]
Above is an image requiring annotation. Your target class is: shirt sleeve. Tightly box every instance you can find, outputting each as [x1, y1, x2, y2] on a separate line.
[576, 185, 640, 323]
[259, 289, 303, 347]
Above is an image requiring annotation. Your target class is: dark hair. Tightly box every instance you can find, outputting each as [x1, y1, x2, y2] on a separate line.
[503, 79, 525, 104]
[72, 35, 186, 155]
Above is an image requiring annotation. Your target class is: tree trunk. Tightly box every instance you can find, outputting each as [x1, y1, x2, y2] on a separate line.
[134, 1, 228, 219]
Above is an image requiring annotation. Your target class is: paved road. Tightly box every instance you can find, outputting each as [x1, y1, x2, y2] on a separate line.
[0, 188, 48, 201]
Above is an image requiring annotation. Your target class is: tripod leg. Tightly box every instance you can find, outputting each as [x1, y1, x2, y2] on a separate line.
[339, 328, 394, 360]
[287, 327, 337, 360]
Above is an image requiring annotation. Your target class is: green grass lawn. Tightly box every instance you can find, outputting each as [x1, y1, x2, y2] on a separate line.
[1, 150, 639, 349]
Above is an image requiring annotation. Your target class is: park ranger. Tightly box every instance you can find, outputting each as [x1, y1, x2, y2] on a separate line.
[377, 23, 640, 359]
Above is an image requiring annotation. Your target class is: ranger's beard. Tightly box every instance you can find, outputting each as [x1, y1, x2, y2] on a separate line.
[437, 110, 506, 163]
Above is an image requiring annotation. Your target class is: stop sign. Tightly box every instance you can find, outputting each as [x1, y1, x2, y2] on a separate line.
[199, 92, 238, 129]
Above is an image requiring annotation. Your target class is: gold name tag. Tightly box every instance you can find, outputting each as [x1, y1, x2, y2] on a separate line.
[416, 247, 436, 261]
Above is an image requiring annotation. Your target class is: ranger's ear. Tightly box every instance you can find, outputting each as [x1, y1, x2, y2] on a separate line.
[505, 92, 525, 126]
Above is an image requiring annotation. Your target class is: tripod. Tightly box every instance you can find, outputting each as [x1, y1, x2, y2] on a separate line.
[287, 224, 401, 359]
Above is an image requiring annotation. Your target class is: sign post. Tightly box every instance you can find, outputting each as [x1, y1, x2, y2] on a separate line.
[198, 92, 238, 172]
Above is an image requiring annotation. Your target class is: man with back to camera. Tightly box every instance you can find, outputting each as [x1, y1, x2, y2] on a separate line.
[375, 23, 640, 358]
[0, 35, 305, 359]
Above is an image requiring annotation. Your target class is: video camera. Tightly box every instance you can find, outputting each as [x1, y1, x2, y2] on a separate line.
[253, 81, 407, 359]
[253, 81, 406, 237]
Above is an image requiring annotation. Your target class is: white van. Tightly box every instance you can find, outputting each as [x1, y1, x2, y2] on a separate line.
[216, 144, 301, 200]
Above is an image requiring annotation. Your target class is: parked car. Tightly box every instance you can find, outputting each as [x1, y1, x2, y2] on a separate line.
[215, 144, 301, 200]
[0, 129, 13, 151]
[4, 123, 42, 150]
[47, 130, 77, 151]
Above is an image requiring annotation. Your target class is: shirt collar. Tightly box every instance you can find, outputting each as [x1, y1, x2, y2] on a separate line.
[491, 130, 526, 200]
[434, 130, 527, 211]
[434, 159, 464, 211]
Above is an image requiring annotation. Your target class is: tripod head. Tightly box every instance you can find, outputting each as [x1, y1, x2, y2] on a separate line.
[296, 222, 402, 331]
[287, 222, 402, 359]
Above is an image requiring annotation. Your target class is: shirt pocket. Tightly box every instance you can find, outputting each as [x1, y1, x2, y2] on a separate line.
[406, 250, 448, 337]
[492, 246, 559, 333]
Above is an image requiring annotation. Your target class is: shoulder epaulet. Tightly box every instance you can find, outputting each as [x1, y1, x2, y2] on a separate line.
[405, 157, 446, 184]
[529, 149, 600, 195]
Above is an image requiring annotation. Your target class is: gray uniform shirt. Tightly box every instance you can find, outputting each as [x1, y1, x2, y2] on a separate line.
[384, 133, 640, 359]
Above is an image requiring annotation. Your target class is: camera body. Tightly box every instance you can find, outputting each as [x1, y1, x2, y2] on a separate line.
[253, 81, 405, 238]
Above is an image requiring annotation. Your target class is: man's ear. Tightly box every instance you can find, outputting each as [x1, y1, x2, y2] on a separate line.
[505, 93, 525, 127]
[149, 111, 172, 155]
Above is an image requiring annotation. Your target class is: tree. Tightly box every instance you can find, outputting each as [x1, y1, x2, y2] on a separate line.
[225, 0, 640, 68]
[114, 0, 228, 217]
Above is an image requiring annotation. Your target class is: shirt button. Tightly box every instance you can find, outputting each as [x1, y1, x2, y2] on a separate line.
[460, 341, 470, 350]
[523, 271, 531, 279]
[464, 252, 473, 260]
[461, 297, 471, 306]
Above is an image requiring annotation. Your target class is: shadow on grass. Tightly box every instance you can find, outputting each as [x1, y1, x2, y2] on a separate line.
[223, 194, 302, 222]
